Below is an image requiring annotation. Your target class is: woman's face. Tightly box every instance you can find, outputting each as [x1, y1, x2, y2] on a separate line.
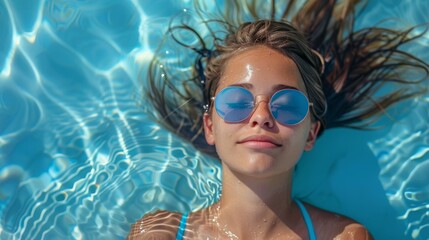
[203, 45, 320, 178]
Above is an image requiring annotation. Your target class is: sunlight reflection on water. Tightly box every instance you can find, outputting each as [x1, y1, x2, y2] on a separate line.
[0, 0, 428, 239]
[368, 96, 429, 239]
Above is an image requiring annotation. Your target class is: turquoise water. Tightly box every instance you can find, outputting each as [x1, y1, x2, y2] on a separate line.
[0, 0, 428, 239]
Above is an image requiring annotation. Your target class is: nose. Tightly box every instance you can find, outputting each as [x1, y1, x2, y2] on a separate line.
[249, 99, 275, 128]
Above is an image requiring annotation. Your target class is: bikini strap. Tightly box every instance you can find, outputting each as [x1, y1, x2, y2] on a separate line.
[294, 199, 317, 240]
[176, 203, 314, 240]
[175, 212, 188, 240]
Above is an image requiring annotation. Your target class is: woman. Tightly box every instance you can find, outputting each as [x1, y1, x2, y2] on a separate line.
[129, 1, 428, 239]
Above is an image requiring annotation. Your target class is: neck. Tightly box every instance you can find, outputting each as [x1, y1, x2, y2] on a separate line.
[213, 164, 299, 239]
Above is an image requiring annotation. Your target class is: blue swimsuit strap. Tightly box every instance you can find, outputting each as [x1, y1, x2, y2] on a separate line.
[175, 212, 188, 240]
[294, 199, 317, 240]
[175, 201, 316, 240]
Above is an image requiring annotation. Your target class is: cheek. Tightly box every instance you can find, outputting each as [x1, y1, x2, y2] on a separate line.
[211, 116, 225, 140]
[294, 122, 312, 147]
[213, 120, 233, 141]
[212, 119, 238, 153]
[282, 122, 311, 147]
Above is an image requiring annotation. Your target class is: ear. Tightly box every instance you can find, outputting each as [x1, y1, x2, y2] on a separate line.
[203, 113, 215, 145]
[304, 121, 321, 151]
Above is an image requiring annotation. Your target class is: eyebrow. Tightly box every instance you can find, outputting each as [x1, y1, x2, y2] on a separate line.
[228, 83, 299, 91]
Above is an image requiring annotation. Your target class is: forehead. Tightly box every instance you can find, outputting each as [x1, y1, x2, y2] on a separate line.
[219, 46, 306, 92]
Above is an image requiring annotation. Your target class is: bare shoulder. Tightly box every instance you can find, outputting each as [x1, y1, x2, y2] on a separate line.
[127, 210, 182, 240]
[304, 203, 373, 240]
[332, 223, 373, 240]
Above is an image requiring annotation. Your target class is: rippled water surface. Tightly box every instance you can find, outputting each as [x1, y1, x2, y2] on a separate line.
[0, 0, 428, 239]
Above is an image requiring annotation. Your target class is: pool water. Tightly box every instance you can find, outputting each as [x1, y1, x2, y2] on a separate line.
[0, 0, 428, 239]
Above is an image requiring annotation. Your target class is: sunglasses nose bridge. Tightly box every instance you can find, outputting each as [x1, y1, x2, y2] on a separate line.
[254, 94, 270, 104]
[249, 95, 275, 127]
[251, 95, 271, 113]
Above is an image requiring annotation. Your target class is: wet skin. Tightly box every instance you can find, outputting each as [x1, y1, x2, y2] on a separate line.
[128, 46, 373, 240]
[203, 45, 319, 179]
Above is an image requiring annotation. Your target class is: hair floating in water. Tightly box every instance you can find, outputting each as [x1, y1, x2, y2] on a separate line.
[143, 0, 429, 157]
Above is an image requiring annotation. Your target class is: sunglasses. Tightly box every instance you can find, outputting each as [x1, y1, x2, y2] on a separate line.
[212, 86, 313, 126]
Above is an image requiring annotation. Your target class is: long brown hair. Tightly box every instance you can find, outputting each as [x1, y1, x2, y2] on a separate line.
[144, 0, 428, 158]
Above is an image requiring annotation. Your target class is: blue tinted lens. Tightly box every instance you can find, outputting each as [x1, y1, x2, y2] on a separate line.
[214, 87, 310, 125]
[270, 89, 309, 125]
[214, 87, 254, 122]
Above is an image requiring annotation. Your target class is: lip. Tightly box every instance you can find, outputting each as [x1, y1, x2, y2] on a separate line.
[237, 135, 282, 148]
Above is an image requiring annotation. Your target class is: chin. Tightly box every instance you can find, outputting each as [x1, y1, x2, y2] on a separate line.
[233, 155, 293, 176]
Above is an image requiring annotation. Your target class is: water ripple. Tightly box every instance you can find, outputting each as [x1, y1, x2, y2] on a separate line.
[369, 95, 429, 239]
[0, 0, 428, 239]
